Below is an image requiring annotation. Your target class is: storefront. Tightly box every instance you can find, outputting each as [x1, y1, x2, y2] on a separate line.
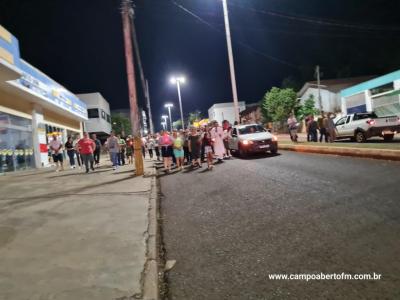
[0, 24, 87, 173]
[341, 70, 400, 116]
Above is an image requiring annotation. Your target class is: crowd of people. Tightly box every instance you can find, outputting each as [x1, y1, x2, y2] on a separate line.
[48, 119, 236, 174]
[287, 112, 337, 143]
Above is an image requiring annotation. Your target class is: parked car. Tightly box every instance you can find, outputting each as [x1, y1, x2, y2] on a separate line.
[335, 112, 400, 142]
[229, 124, 278, 157]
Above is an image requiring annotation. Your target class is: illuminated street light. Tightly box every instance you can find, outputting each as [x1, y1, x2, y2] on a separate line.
[170, 76, 186, 130]
[164, 103, 174, 131]
[161, 121, 167, 130]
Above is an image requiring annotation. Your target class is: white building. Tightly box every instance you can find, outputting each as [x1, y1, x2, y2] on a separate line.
[298, 76, 373, 114]
[78, 93, 111, 140]
[208, 101, 246, 125]
[341, 70, 400, 116]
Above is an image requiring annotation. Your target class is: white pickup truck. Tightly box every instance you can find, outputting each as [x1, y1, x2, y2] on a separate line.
[335, 112, 400, 142]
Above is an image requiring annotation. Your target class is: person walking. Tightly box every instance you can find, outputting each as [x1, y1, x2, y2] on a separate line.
[154, 134, 161, 161]
[92, 133, 101, 166]
[125, 136, 134, 165]
[222, 120, 232, 159]
[327, 112, 337, 143]
[117, 134, 126, 165]
[76, 132, 96, 173]
[307, 115, 318, 142]
[49, 134, 64, 172]
[287, 113, 298, 143]
[172, 131, 184, 171]
[159, 130, 173, 173]
[183, 130, 191, 165]
[72, 135, 82, 169]
[188, 126, 202, 168]
[318, 112, 328, 143]
[203, 128, 214, 170]
[210, 121, 225, 163]
[107, 131, 120, 170]
[65, 136, 76, 169]
[146, 135, 155, 159]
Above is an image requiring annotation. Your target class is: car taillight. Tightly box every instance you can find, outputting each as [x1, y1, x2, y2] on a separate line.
[366, 119, 376, 126]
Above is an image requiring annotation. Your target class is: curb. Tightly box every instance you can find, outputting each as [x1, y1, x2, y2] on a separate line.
[142, 164, 160, 300]
[279, 144, 400, 161]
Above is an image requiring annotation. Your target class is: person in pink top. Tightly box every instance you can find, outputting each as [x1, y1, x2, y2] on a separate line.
[76, 132, 96, 173]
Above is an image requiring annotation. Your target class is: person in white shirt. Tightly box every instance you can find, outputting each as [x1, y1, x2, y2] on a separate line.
[48, 134, 64, 172]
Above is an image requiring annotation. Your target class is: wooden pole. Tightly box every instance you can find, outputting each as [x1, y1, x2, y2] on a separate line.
[121, 0, 144, 176]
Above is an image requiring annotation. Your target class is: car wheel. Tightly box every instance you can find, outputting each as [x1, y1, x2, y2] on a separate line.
[355, 131, 366, 143]
[383, 134, 394, 142]
[270, 147, 278, 155]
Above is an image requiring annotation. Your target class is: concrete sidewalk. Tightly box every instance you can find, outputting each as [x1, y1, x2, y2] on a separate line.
[0, 159, 158, 300]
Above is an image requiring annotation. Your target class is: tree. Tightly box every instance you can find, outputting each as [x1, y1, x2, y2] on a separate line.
[173, 119, 182, 130]
[111, 113, 132, 136]
[261, 87, 299, 123]
[298, 95, 319, 120]
[188, 110, 202, 125]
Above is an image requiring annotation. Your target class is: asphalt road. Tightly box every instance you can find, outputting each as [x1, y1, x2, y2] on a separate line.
[159, 151, 400, 300]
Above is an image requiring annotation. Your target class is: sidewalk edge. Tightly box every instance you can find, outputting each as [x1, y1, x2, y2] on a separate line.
[142, 164, 160, 300]
[279, 144, 400, 161]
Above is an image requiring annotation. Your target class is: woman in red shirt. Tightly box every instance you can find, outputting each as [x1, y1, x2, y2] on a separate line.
[76, 132, 96, 173]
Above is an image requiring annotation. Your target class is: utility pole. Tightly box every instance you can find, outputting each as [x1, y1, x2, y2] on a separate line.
[130, 9, 154, 135]
[145, 80, 154, 134]
[316, 65, 323, 111]
[121, 0, 144, 175]
[222, 0, 240, 123]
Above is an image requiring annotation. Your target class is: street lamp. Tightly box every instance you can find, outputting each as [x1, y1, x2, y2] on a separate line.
[161, 115, 169, 131]
[161, 122, 167, 130]
[164, 103, 174, 131]
[170, 76, 186, 130]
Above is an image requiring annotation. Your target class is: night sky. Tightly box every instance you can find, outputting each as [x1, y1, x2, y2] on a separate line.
[1, 0, 400, 130]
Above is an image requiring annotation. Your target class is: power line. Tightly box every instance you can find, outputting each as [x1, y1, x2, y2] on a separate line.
[228, 1, 400, 33]
[170, 0, 298, 69]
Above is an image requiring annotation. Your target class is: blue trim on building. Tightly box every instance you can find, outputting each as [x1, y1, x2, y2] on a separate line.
[347, 105, 367, 114]
[0, 24, 87, 120]
[341, 69, 400, 97]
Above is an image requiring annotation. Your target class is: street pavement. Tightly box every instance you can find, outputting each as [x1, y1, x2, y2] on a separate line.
[0, 160, 154, 300]
[160, 151, 400, 300]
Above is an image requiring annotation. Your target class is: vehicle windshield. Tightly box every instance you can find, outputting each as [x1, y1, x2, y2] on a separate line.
[238, 125, 266, 135]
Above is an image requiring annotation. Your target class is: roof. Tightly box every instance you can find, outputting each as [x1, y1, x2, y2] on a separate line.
[240, 103, 260, 116]
[209, 101, 246, 110]
[298, 76, 375, 96]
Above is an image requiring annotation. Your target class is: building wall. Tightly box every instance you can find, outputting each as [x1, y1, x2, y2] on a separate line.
[300, 88, 341, 113]
[208, 102, 246, 125]
[79, 93, 112, 135]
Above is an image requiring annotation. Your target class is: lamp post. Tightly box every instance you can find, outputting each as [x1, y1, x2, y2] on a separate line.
[222, 0, 240, 123]
[161, 122, 167, 130]
[164, 103, 174, 131]
[170, 76, 186, 130]
[161, 115, 168, 131]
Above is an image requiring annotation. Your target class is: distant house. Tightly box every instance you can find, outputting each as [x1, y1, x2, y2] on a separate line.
[240, 103, 262, 124]
[208, 101, 246, 125]
[298, 76, 374, 114]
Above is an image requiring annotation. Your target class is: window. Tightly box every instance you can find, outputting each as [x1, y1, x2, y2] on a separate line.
[87, 108, 99, 119]
[370, 82, 394, 96]
[335, 117, 347, 126]
[106, 114, 111, 123]
[238, 125, 266, 135]
[101, 110, 106, 120]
